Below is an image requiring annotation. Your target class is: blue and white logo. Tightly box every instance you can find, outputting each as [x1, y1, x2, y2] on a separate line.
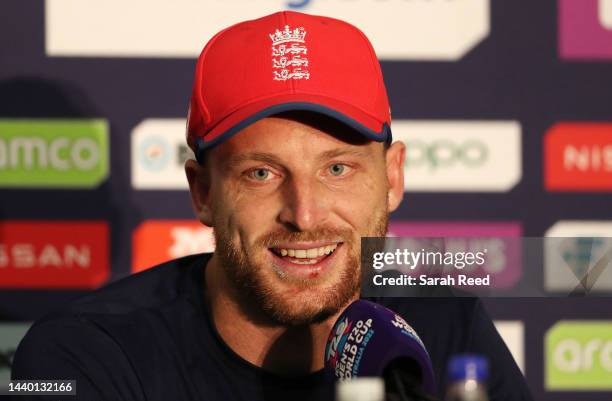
[131, 119, 193, 190]
[139, 136, 171, 172]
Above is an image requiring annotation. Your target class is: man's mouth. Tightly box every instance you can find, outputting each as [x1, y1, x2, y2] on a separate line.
[269, 243, 341, 265]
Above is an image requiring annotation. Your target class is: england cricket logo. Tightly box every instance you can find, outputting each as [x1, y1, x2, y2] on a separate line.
[269, 25, 310, 81]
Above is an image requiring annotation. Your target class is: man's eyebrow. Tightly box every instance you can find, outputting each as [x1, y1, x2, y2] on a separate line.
[226, 148, 370, 168]
[317, 147, 371, 161]
[226, 152, 284, 168]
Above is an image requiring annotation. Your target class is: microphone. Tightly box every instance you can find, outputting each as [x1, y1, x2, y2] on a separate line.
[324, 300, 437, 401]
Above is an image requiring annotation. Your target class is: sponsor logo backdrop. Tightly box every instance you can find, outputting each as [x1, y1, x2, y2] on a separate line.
[1, 1, 612, 399]
[45, 0, 489, 60]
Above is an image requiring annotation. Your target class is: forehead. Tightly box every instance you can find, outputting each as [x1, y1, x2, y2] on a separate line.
[209, 112, 381, 162]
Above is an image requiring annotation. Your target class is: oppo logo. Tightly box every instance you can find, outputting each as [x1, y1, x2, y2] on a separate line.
[404, 140, 488, 170]
[553, 339, 612, 372]
[393, 120, 521, 192]
[0, 137, 100, 171]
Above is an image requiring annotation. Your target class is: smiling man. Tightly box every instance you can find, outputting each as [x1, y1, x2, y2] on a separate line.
[187, 111, 401, 378]
[196, 116, 393, 324]
[181, 10, 402, 379]
[12, 11, 532, 401]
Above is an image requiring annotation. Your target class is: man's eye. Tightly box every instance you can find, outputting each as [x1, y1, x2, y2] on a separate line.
[250, 168, 271, 181]
[329, 164, 347, 176]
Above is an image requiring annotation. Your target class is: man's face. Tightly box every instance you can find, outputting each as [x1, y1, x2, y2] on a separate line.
[188, 114, 404, 326]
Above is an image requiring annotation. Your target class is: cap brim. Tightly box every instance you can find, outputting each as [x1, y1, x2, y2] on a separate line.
[196, 93, 391, 160]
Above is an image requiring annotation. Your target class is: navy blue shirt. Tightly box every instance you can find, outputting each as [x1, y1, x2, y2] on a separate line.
[11, 254, 532, 401]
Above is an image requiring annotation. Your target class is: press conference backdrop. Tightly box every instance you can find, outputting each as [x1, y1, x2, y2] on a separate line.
[1, 0, 611, 399]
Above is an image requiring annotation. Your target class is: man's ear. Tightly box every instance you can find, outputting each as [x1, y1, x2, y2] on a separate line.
[385, 141, 406, 212]
[185, 159, 214, 227]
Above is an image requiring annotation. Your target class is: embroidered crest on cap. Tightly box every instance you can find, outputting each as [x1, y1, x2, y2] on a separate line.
[270, 25, 310, 81]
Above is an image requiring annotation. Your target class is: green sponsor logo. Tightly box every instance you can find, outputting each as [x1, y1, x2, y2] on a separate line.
[0, 120, 109, 188]
[404, 139, 489, 171]
[546, 321, 612, 390]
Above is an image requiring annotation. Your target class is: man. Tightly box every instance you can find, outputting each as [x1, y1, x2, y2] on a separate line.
[12, 11, 532, 401]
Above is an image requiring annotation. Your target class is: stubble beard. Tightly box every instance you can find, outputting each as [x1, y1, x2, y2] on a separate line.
[214, 206, 389, 327]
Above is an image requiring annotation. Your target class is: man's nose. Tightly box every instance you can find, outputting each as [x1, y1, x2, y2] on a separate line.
[278, 174, 330, 232]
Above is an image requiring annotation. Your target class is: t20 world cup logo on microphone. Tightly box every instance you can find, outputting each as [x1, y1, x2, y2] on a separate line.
[325, 315, 375, 380]
[324, 300, 437, 394]
[326, 317, 353, 370]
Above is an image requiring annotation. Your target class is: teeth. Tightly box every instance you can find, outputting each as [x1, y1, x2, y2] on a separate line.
[292, 259, 318, 264]
[276, 244, 338, 259]
[306, 248, 318, 258]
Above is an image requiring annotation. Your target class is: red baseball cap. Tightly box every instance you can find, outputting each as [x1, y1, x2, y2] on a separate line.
[186, 11, 392, 161]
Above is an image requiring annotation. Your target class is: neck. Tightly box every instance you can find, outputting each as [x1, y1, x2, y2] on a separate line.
[204, 254, 354, 376]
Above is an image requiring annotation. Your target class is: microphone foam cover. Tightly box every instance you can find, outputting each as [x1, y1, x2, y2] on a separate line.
[324, 299, 436, 395]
